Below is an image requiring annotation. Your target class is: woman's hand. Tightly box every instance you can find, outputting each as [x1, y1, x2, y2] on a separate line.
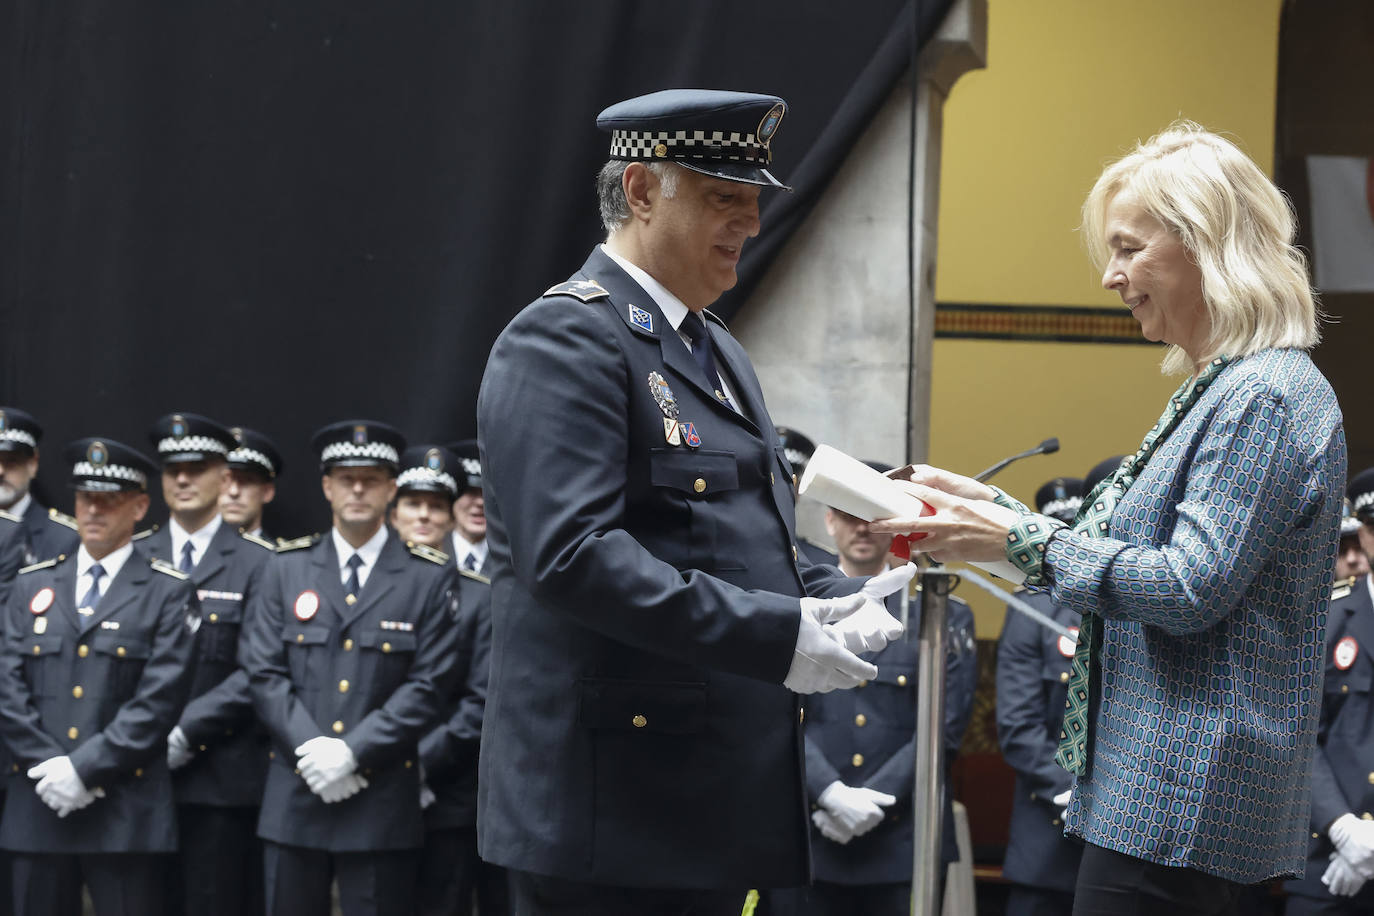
[870, 480, 1020, 563]
[886, 464, 997, 502]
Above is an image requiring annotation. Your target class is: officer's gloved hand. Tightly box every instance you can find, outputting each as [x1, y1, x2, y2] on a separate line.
[28, 756, 104, 818]
[295, 736, 360, 797]
[1052, 788, 1072, 820]
[784, 607, 877, 694]
[805, 564, 914, 655]
[1330, 814, 1374, 880]
[167, 726, 194, 770]
[812, 809, 854, 845]
[318, 772, 369, 805]
[816, 781, 896, 838]
[1324, 850, 1368, 897]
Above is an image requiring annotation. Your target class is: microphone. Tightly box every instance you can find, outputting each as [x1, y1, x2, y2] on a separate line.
[973, 438, 1060, 483]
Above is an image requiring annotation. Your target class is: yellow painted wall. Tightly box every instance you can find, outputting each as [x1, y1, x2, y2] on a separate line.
[931, 0, 1283, 635]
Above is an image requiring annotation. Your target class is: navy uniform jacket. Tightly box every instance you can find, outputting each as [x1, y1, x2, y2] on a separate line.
[1287, 575, 1374, 901]
[802, 588, 975, 883]
[996, 588, 1084, 893]
[475, 247, 858, 890]
[0, 546, 199, 853]
[0, 512, 23, 608]
[241, 530, 459, 852]
[145, 523, 274, 806]
[420, 565, 491, 831]
[20, 499, 79, 567]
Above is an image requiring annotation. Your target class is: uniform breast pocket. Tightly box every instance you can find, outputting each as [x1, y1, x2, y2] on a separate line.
[21, 634, 65, 698]
[578, 678, 707, 735]
[199, 598, 244, 663]
[89, 633, 151, 697]
[648, 448, 745, 571]
[281, 626, 331, 688]
[865, 663, 917, 724]
[1328, 665, 1372, 740]
[356, 630, 417, 692]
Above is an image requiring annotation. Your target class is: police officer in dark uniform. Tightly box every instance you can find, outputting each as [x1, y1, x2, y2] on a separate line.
[478, 89, 914, 913]
[445, 440, 487, 575]
[241, 421, 460, 916]
[996, 476, 1086, 916]
[141, 413, 275, 916]
[0, 408, 80, 566]
[0, 510, 23, 607]
[1286, 468, 1374, 913]
[221, 427, 283, 543]
[0, 437, 200, 916]
[388, 445, 507, 916]
[769, 472, 977, 915]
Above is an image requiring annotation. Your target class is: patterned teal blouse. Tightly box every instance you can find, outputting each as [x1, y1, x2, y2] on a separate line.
[997, 349, 1345, 883]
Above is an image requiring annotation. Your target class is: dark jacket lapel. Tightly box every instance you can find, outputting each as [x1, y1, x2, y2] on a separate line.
[311, 536, 350, 626]
[79, 545, 152, 636]
[191, 522, 237, 587]
[340, 532, 403, 629]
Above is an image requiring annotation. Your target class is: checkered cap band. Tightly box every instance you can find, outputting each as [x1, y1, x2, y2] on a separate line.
[397, 467, 458, 494]
[609, 129, 771, 165]
[0, 429, 37, 449]
[228, 447, 275, 476]
[1041, 496, 1083, 519]
[73, 461, 147, 487]
[1356, 491, 1374, 515]
[321, 442, 399, 465]
[158, 436, 230, 457]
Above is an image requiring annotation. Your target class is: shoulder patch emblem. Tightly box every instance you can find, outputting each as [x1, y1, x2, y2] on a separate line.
[1334, 577, 1356, 600]
[48, 508, 78, 530]
[18, 557, 61, 575]
[543, 278, 609, 302]
[240, 531, 276, 551]
[150, 557, 190, 579]
[0, 508, 20, 523]
[131, 524, 159, 541]
[458, 568, 492, 585]
[408, 543, 449, 565]
[276, 534, 320, 552]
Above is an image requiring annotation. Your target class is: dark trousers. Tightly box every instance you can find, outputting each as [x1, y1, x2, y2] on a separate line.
[12, 851, 168, 916]
[1072, 843, 1242, 916]
[418, 826, 511, 916]
[263, 840, 418, 916]
[509, 869, 748, 916]
[765, 881, 909, 915]
[170, 803, 263, 916]
[1286, 893, 1374, 915]
[1006, 885, 1076, 916]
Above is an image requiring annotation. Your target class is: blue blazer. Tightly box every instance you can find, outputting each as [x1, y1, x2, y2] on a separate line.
[1034, 349, 1344, 883]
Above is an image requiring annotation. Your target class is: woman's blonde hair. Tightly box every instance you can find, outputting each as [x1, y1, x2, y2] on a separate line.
[1081, 121, 1319, 375]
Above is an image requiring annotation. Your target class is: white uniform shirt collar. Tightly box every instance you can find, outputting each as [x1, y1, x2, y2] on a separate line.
[332, 524, 388, 589]
[601, 244, 693, 336]
[1366, 573, 1374, 607]
[452, 533, 488, 570]
[9, 492, 32, 519]
[170, 514, 222, 571]
[75, 541, 134, 605]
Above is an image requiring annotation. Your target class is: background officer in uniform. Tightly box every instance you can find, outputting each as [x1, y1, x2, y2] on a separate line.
[0, 510, 23, 607]
[775, 427, 833, 566]
[241, 421, 460, 916]
[445, 439, 487, 575]
[0, 408, 79, 566]
[142, 413, 275, 916]
[0, 438, 199, 916]
[1336, 499, 1369, 583]
[769, 468, 977, 916]
[996, 476, 1086, 916]
[477, 88, 913, 913]
[1349, 468, 1374, 577]
[389, 445, 508, 916]
[220, 427, 283, 542]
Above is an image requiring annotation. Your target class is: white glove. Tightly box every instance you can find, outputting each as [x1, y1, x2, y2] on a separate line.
[295, 736, 360, 797]
[1052, 787, 1072, 820]
[420, 781, 437, 810]
[784, 606, 878, 694]
[1330, 814, 1374, 880]
[816, 781, 896, 838]
[318, 772, 369, 804]
[1324, 850, 1368, 897]
[167, 726, 195, 770]
[28, 756, 104, 818]
[812, 809, 854, 845]
[803, 565, 914, 655]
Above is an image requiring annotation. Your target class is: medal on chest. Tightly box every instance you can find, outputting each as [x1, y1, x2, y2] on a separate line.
[648, 371, 702, 449]
[1057, 626, 1078, 658]
[294, 590, 320, 622]
[1334, 635, 1359, 671]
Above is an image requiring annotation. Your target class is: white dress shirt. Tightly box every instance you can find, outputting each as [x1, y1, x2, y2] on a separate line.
[8, 492, 32, 519]
[451, 533, 488, 573]
[332, 525, 388, 591]
[170, 514, 222, 573]
[75, 542, 134, 609]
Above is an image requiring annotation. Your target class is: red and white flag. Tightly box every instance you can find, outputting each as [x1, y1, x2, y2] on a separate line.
[1306, 155, 1374, 292]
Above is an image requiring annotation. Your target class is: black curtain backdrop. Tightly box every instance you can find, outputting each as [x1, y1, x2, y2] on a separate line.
[1, 0, 950, 536]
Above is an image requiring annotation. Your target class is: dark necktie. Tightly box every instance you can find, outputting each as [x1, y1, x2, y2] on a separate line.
[80, 563, 106, 611]
[345, 553, 364, 599]
[179, 541, 196, 574]
[680, 312, 736, 411]
[463, 553, 478, 573]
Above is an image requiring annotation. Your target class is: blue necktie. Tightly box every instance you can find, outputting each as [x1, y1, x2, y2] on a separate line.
[179, 541, 196, 574]
[80, 563, 106, 611]
[463, 553, 478, 573]
[345, 553, 364, 598]
[680, 313, 736, 411]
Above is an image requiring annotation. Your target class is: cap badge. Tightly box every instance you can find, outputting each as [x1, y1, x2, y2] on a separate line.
[171, 415, 187, 438]
[30, 587, 55, 615]
[352, 425, 368, 445]
[757, 102, 785, 144]
[1058, 626, 1078, 658]
[294, 590, 320, 622]
[663, 418, 681, 447]
[425, 448, 443, 472]
[629, 304, 654, 333]
[0, 411, 7, 431]
[1335, 635, 1359, 671]
[87, 441, 108, 467]
[231, 427, 244, 443]
[654, 143, 668, 158]
[648, 371, 678, 420]
[682, 421, 701, 449]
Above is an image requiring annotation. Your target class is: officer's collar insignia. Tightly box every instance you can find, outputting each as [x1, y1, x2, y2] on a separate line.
[628, 304, 654, 333]
[1335, 635, 1359, 671]
[648, 371, 678, 420]
[682, 421, 701, 449]
[87, 441, 108, 466]
[543, 279, 609, 303]
[757, 102, 785, 145]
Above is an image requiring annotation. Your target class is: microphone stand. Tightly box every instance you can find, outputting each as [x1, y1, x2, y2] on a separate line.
[973, 437, 1059, 483]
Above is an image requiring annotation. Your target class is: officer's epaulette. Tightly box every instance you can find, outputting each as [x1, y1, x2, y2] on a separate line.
[0, 508, 19, 523]
[543, 278, 609, 303]
[408, 542, 450, 566]
[1334, 576, 1356, 600]
[276, 534, 320, 552]
[458, 568, 491, 585]
[240, 531, 276, 551]
[131, 524, 159, 542]
[150, 557, 189, 580]
[48, 508, 78, 530]
[702, 308, 729, 332]
[18, 556, 63, 575]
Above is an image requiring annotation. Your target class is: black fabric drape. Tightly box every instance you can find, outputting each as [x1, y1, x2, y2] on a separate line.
[1, 0, 951, 534]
